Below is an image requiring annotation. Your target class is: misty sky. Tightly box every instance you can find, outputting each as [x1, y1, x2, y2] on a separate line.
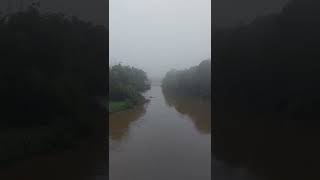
[110, 0, 211, 79]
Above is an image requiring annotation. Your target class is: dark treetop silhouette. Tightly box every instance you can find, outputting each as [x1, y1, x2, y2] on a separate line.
[213, 0, 320, 179]
[0, 6, 107, 163]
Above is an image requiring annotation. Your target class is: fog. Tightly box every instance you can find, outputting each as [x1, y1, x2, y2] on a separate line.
[110, 0, 211, 79]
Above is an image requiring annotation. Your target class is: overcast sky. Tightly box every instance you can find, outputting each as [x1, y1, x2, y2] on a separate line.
[110, 0, 211, 79]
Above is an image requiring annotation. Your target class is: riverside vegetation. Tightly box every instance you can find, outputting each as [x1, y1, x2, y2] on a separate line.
[161, 59, 211, 98]
[108, 64, 150, 113]
[0, 6, 107, 164]
[213, 0, 320, 179]
[109, 61, 212, 180]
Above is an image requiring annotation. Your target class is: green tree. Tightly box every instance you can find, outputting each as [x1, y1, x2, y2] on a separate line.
[162, 60, 211, 98]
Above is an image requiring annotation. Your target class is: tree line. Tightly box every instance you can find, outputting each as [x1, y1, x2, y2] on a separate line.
[0, 6, 107, 161]
[109, 64, 150, 111]
[213, 0, 320, 178]
[161, 59, 211, 98]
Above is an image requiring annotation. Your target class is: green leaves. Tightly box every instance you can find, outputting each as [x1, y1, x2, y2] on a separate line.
[109, 64, 150, 102]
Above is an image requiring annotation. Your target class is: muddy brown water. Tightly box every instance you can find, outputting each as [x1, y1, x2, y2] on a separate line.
[109, 85, 211, 180]
[0, 85, 261, 180]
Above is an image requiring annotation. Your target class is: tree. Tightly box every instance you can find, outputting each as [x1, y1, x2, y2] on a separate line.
[162, 59, 211, 98]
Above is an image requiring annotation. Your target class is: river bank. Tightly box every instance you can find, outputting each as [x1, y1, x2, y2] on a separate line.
[108, 95, 149, 113]
[109, 85, 211, 180]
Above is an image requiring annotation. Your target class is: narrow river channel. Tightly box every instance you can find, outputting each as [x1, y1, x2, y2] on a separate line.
[109, 85, 211, 180]
[0, 85, 264, 180]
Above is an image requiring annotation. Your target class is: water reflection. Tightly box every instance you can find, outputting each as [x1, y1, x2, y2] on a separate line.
[109, 102, 148, 142]
[109, 86, 211, 180]
[162, 89, 211, 134]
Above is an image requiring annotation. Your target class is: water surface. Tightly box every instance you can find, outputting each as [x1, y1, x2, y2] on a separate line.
[0, 85, 262, 180]
[109, 85, 211, 180]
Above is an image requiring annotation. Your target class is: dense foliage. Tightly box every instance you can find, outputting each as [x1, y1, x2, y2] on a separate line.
[0, 6, 107, 126]
[0, 6, 107, 161]
[109, 64, 150, 108]
[214, 0, 320, 125]
[213, 0, 320, 178]
[161, 60, 211, 98]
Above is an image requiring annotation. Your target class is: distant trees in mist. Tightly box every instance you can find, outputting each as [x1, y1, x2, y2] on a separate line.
[161, 59, 211, 98]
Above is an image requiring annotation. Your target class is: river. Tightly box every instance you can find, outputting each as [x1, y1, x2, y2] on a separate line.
[0, 85, 260, 180]
[109, 85, 211, 180]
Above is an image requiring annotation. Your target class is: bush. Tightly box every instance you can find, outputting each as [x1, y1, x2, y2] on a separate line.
[109, 64, 150, 103]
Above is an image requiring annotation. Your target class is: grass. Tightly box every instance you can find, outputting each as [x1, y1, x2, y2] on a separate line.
[108, 95, 149, 113]
[108, 101, 133, 113]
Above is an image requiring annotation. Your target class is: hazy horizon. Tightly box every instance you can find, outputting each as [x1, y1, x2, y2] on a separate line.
[110, 0, 211, 79]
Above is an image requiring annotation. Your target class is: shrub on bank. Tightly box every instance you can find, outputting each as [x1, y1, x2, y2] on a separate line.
[109, 64, 150, 112]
